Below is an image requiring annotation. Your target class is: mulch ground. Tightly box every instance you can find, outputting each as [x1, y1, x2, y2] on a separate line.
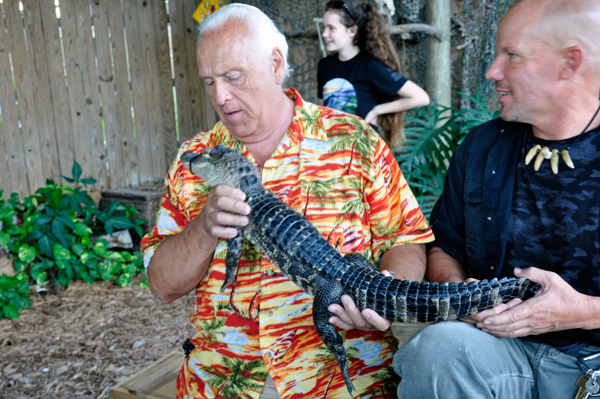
[0, 280, 195, 399]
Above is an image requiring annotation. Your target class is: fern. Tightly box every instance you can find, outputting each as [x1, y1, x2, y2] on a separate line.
[396, 92, 499, 219]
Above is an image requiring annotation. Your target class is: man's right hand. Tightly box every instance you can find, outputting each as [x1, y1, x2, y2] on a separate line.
[147, 184, 250, 303]
[197, 184, 251, 239]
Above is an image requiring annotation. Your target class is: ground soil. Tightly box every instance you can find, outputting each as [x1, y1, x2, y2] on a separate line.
[0, 280, 195, 399]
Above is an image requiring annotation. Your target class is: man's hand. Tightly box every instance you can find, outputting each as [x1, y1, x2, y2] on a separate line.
[327, 271, 393, 332]
[197, 184, 250, 239]
[470, 267, 593, 338]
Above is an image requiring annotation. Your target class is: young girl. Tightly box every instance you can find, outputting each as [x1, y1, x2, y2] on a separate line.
[317, 0, 430, 149]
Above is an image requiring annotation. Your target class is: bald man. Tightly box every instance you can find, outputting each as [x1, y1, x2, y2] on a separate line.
[394, 0, 600, 398]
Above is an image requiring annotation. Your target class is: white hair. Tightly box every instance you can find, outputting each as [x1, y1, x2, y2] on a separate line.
[197, 4, 292, 80]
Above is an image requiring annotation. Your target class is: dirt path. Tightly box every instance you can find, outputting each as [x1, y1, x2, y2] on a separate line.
[0, 280, 195, 399]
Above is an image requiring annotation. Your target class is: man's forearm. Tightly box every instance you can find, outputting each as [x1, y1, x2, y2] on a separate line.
[426, 246, 467, 283]
[147, 217, 218, 303]
[379, 244, 426, 281]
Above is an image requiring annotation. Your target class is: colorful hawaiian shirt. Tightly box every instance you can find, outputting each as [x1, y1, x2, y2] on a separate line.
[141, 89, 433, 399]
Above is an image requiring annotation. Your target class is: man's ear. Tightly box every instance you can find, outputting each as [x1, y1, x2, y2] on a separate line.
[559, 46, 584, 80]
[271, 47, 286, 85]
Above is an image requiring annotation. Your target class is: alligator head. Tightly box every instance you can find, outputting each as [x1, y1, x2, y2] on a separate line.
[180, 144, 262, 193]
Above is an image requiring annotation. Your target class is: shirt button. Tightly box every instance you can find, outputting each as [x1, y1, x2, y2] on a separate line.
[500, 129, 505, 133]
[487, 216, 492, 221]
[490, 266, 495, 270]
[492, 170, 496, 175]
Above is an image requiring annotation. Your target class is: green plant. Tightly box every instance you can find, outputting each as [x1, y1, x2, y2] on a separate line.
[0, 160, 148, 319]
[0, 272, 30, 319]
[397, 93, 500, 219]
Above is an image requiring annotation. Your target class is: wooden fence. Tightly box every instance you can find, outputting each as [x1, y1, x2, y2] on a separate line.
[0, 0, 216, 198]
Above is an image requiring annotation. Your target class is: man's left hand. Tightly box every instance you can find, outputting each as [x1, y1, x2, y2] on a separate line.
[328, 295, 392, 331]
[474, 267, 592, 338]
[327, 270, 393, 332]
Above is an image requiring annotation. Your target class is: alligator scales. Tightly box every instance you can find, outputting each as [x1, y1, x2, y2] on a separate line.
[181, 145, 541, 394]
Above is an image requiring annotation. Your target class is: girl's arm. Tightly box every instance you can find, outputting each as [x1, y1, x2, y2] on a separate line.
[365, 80, 430, 125]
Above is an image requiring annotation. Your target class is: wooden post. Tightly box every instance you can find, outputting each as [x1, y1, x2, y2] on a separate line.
[426, 0, 451, 110]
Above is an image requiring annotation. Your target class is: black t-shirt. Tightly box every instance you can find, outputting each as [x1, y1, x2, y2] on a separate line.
[317, 52, 407, 119]
[504, 126, 600, 348]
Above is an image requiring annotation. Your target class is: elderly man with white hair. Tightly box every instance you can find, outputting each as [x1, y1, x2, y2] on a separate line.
[141, 4, 432, 399]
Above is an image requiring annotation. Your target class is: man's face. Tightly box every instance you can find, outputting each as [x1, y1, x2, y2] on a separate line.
[485, 9, 561, 124]
[196, 22, 282, 142]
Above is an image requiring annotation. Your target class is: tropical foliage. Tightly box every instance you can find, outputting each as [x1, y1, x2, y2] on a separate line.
[0, 160, 148, 319]
[396, 92, 500, 219]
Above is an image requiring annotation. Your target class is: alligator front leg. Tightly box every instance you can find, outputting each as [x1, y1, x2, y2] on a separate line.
[222, 228, 242, 292]
[312, 280, 355, 395]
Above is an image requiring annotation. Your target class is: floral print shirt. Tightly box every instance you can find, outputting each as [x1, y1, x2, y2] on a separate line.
[141, 89, 433, 399]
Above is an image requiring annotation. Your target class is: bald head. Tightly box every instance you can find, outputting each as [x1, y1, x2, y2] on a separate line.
[507, 0, 600, 77]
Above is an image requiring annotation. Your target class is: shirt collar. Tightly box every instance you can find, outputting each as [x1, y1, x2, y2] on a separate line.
[198, 88, 327, 150]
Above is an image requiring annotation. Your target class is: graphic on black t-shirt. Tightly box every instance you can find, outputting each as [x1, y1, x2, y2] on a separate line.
[317, 52, 407, 119]
[323, 78, 358, 114]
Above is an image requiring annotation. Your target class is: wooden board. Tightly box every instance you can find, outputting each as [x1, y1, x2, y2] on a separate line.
[92, 0, 124, 189]
[4, 0, 45, 194]
[75, 0, 108, 192]
[107, 0, 139, 188]
[0, 4, 28, 197]
[110, 351, 184, 399]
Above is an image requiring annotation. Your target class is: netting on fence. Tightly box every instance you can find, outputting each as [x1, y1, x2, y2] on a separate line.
[236, 0, 516, 109]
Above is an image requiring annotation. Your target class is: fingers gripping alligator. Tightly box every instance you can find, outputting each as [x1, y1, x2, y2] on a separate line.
[180, 144, 541, 395]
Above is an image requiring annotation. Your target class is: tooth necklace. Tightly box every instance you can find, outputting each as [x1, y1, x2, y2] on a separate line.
[525, 98, 600, 174]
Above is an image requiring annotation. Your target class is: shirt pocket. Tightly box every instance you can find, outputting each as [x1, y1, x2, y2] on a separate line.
[300, 176, 368, 254]
[463, 180, 485, 260]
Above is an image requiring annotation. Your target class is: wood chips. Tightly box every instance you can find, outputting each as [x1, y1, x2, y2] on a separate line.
[0, 280, 195, 399]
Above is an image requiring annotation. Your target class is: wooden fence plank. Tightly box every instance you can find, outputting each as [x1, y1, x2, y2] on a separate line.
[38, 0, 75, 178]
[0, 9, 27, 197]
[139, 0, 167, 181]
[106, 0, 139, 187]
[153, 0, 177, 171]
[21, 0, 62, 184]
[75, 0, 108, 192]
[91, 0, 124, 189]
[4, 0, 44, 194]
[57, 0, 93, 184]
[122, 0, 153, 184]
[183, 0, 215, 141]
[168, 0, 194, 146]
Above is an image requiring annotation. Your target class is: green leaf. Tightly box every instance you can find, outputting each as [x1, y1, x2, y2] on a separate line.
[53, 242, 71, 260]
[93, 241, 108, 257]
[106, 251, 124, 261]
[33, 214, 52, 226]
[0, 231, 10, 247]
[72, 160, 82, 181]
[57, 215, 75, 229]
[72, 223, 92, 236]
[71, 243, 86, 257]
[38, 234, 54, 258]
[51, 188, 63, 209]
[2, 303, 19, 319]
[59, 175, 75, 184]
[18, 244, 36, 264]
[81, 178, 97, 185]
[51, 219, 70, 248]
[106, 216, 135, 231]
[117, 274, 130, 287]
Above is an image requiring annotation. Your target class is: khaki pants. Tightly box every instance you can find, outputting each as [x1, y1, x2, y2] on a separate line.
[258, 374, 281, 399]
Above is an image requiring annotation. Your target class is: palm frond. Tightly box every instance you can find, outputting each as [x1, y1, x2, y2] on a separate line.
[395, 92, 498, 219]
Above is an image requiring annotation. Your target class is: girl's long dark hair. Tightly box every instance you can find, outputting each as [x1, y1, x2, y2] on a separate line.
[326, 0, 404, 149]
